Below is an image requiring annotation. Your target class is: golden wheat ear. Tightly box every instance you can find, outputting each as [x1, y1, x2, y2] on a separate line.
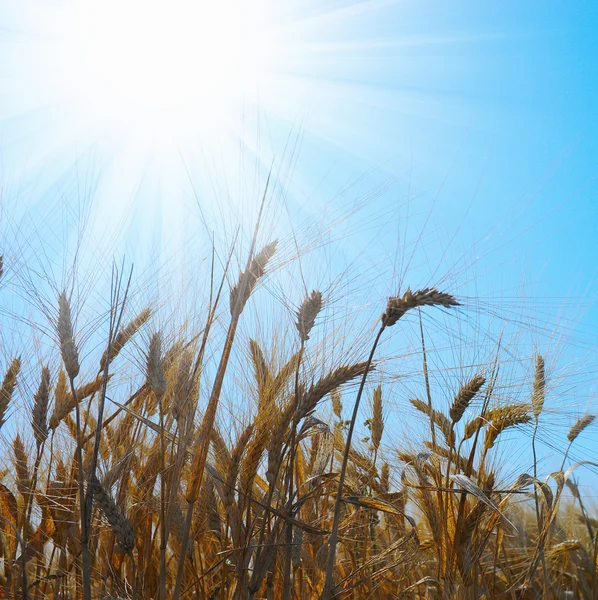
[100, 307, 151, 371]
[532, 355, 546, 419]
[31, 366, 50, 447]
[449, 375, 485, 424]
[371, 385, 384, 452]
[381, 288, 459, 327]
[296, 290, 323, 341]
[146, 332, 167, 398]
[0, 357, 20, 429]
[57, 291, 80, 380]
[91, 475, 135, 553]
[567, 414, 595, 442]
[230, 240, 278, 315]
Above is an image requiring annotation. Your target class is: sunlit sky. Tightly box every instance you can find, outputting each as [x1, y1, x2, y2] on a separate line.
[1, 1, 598, 483]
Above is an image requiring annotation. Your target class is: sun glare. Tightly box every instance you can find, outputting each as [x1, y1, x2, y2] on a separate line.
[61, 0, 271, 137]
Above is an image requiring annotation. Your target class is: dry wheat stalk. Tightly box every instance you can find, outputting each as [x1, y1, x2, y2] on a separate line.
[381, 288, 459, 327]
[222, 424, 254, 531]
[170, 349, 193, 423]
[311, 430, 334, 478]
[449, 375, 485, 423]
[380, 462, 390, 492]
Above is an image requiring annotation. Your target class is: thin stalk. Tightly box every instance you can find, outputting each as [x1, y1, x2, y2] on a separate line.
[446, 340, 501, 593]
[523, 436, 584, 594]
[419, 311, 437, 450]
[162, 239, 223, 571]
[173, 309, 243, 600]
[281, 341, 305, 600]
[158, 392, 167, 600]
[0, 514, 28, 600]
[85, 267, 131, 518]
[173, 181, 271, 600]
[419, 310, 446, 580]
[531, 419, 549, 594]
[69, 379, 90, 600]
[321, 324, 384, 600]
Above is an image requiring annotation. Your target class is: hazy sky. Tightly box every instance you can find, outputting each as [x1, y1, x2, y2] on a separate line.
[1, 1, 597, 481]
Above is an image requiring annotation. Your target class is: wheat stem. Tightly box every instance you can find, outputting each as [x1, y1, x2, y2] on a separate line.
[321, 324, 384, 600]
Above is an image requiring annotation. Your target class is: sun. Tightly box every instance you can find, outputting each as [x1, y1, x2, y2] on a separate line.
[60, 0, 272, 139]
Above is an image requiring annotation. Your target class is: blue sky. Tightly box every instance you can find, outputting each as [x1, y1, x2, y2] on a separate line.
[1, 1, 598, 485]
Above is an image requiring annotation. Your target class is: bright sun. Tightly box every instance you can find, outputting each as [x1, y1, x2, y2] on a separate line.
[61, 0, 271, 138]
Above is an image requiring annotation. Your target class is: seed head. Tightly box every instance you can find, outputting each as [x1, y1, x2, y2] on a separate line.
[296, 290, 323, 342]
[531, 355, 546, 419]
[449, 375, 485, 423]
[567, 414, 595, 443]
[382, 288, 459, 327]
[0, 358, 20, 429]
[371, 386, 384, 451]
[32, 366, 50, 446]
[146, 333, 167, 398]
[230, 240, 278, 315]
[57, 292, 80, 380]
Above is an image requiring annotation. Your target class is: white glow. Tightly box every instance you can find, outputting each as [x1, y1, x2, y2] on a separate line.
[59, 0, 271, 138]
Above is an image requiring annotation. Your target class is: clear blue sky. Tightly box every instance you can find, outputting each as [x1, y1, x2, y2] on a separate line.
[1, 1, 598, 486]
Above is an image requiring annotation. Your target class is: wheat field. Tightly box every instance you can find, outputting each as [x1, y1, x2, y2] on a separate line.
[0, 232, 594, 600]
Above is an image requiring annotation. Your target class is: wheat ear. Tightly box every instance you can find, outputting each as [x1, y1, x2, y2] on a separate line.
[58, 291, 80, 380]
[371, 385, 384, 456]
[449, 375, 485, 424]
[0, 357, 20, 429]
[381, 288, 459, 327]
[31, 366, 50, 448]
[174, 239, 277, 600]
[100, 307, 151, 371]
[567, 414, 595, 442]
[282, 290, 323, 599]
[323, 288, 458, 600]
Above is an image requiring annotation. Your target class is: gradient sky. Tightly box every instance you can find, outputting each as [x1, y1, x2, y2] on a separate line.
[1, 1, 597, 487]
